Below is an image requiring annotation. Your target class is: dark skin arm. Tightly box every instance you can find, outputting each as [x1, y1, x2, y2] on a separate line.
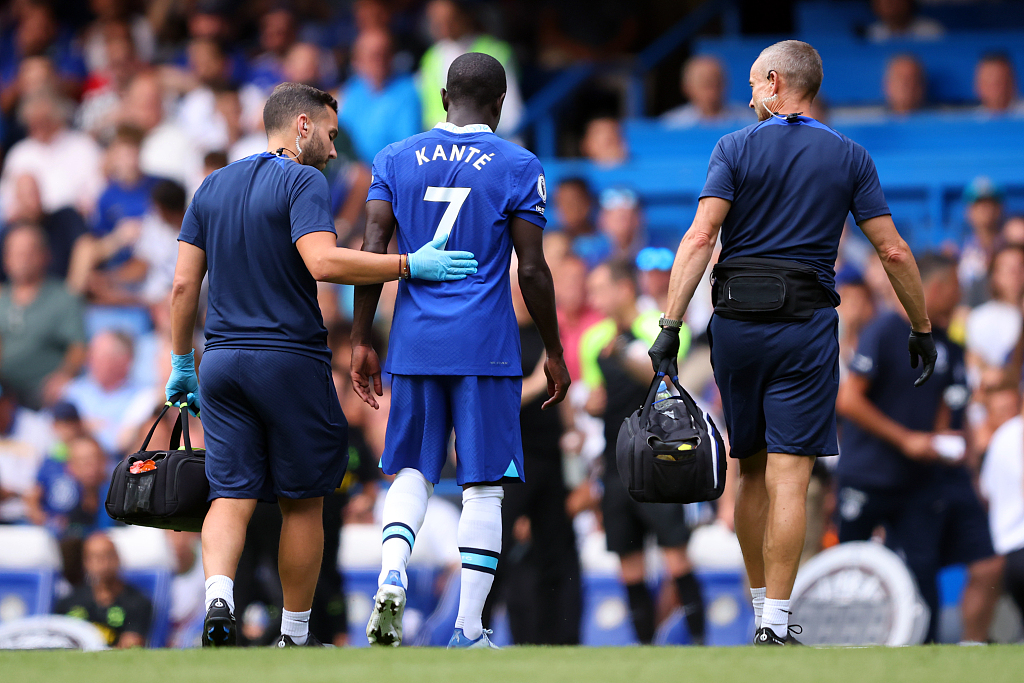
[350, 199, 396, 409]
[511, 217, 569, 409]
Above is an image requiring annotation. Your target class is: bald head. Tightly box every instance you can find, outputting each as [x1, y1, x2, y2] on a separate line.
[753, 40, 823, 101]
[83, 532, 121, 585]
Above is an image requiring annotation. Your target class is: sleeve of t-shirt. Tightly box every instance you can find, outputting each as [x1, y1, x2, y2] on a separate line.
[56, 291, 87, 347]
[366, 148, 394, 204]
[510, 156, 547, 228]
[699, 135, 736, 202]
[848, 317, 885, 382]
[288, 167, 336, 243]
[177, 198, 205, 251]
[850, 144, 890, 222]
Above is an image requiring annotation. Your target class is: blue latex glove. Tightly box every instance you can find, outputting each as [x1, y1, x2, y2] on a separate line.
[166, 350, 201, 417]
[408, 235, 478, 281]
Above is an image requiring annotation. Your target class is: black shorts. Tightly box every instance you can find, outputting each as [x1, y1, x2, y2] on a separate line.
[601, 475, 690, 556]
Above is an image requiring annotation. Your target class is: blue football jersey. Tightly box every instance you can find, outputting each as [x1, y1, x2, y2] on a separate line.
[367, 122, 547, 376]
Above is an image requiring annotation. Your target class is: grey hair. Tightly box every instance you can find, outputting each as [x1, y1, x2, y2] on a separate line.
[756, 40, 823, 100]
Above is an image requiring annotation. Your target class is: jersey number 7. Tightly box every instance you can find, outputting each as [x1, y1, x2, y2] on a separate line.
[424, 186, 471, 247]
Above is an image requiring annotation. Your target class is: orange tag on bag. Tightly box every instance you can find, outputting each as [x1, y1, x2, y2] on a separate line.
[130, 459, 157, 474]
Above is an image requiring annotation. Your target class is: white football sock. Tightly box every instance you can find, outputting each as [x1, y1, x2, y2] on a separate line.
[762, 597, 790, 638]
[281, 608, 311, 644]
[751, 586, 766, 629]
[454, 485, 503, 640]
[205, 575, 234, 613]
[379, 468, 434, 588]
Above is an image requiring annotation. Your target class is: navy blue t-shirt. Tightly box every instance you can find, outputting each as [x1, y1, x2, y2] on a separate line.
[178, 153, 335, 362]
[836, 311, 970, 490]
[701, 116, 890, 299]
[367, 123, 547, 376]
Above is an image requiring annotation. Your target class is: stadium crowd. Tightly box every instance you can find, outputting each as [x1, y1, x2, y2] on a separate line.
[0, 0, 1022, 648]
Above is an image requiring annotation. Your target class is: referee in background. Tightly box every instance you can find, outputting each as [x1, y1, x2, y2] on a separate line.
[166, 83, 476, 648]
[648, 41, 936, 645]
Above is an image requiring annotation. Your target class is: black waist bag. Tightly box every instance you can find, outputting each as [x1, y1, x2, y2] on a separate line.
[615, 362, 726, 504]
[712, 256, 834, 322]
[106, 400, 210, 532]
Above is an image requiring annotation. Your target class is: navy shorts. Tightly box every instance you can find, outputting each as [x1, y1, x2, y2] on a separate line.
[708, 307, 840, 459]
[837, 469, 996, 641]
[382, 375, 523, 485]
[199, 348, 348, 502]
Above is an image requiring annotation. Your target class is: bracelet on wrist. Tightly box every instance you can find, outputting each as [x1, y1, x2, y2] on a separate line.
[659, 317, 683, 330]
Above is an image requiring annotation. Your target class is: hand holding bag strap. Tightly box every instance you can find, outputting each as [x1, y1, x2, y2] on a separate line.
[639, 357, 676, 425]
[168, 402, 194, 456]
[139, 401, 175, 452]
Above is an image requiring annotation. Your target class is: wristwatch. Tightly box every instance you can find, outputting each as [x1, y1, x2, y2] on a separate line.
[659, 317, 683, 330]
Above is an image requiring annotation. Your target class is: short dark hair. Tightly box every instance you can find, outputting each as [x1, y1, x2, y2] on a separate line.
[445, 52, 506, 109]
[151, 179, 187, 215]
[602, 257, 638, 291]
[979, 52, 1014, 69]
[916, 252, 958, 283]
[263, 82, 338, 134]
[557, 177, 593, 198]
[203, 150, 228, 171]
[112, 123, 145, 147]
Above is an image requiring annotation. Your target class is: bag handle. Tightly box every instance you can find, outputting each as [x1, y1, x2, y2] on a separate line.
[137, 393, 194, 456]
[639, 358, 700, 430]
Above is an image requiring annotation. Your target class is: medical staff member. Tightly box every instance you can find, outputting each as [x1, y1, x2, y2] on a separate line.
[648, 40, 935, 645]
[166, 82, 476, 648]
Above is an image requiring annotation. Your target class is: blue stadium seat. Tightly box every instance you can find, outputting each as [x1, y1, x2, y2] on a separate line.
[121, 568, 172, 648]
[580, 572, 640, 646]
[694, 34, 1024, 107]
[653, 571, 753, 646]
[545, 115, 1024, 251]
[0, 569, 56, 622]
[796, 1, 1024, 39]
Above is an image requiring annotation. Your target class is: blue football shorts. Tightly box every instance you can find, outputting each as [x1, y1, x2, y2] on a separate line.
[382, 374, 524, 485]
[708, 307, 840, 459]
[198, 348, 349, 502]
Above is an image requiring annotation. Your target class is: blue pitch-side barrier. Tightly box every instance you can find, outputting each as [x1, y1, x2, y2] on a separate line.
[695, 32, 1024, 108]
[795, 1, 1024, 40]
[541, 116, 1024, 252]
[0, 569, 56, 621]
[122, 568, 172, 648]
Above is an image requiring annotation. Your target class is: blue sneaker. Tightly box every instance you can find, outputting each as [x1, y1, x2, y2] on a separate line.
[447, 628, 500, 649]
[367, 570, 406, 647]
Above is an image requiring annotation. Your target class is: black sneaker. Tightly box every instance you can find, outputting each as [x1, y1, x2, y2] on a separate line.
[753, 625, 803, 646]
[203, 598, 237, 647]
[277, 633, 330, 647]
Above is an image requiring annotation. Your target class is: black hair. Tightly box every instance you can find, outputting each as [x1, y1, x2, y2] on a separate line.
[557, 177, 593, 198]
[979, 52, 1014, 69]
[203, 150, 229, 171]
[602, 257, 638, 291]
[263, 82, 338, 134]
[916, 252, 958, 282]
[151, 179, 187, 215]
[445, 52, 506, 109]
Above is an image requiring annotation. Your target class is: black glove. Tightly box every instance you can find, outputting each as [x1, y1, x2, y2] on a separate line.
[908, 331, 937, 387]
[649, 327, 680, 374]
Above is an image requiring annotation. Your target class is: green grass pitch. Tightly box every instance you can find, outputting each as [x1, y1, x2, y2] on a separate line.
[2, 645, 1023, 683]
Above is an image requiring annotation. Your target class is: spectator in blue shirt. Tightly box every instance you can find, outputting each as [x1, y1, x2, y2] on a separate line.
[246, 7, 298, 93]
[337, 28, 421, 164]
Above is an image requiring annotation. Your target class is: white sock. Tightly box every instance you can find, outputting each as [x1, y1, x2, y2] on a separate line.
[281, 609, 311, 644]
[454, 485, 503, 640]
[379, 468, 434, 588]
[751, 586, 766, 629]
[205, 575, 234, 613]
[762, 597, 790, 638]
